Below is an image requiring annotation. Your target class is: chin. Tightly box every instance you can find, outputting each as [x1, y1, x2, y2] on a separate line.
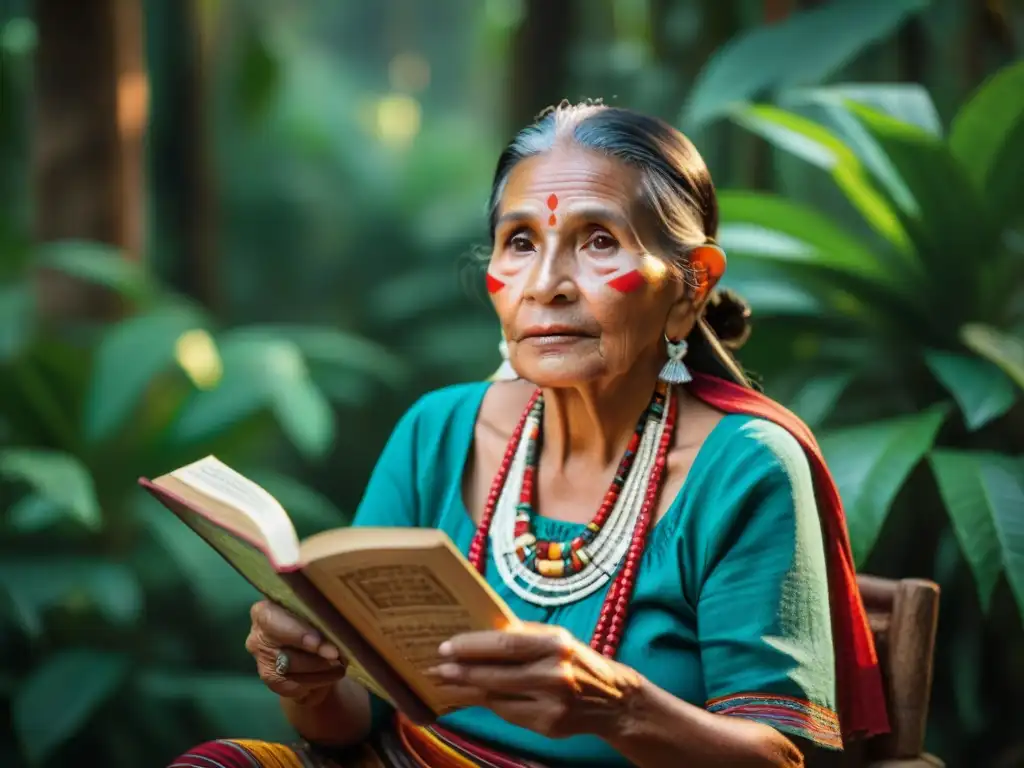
[516, 357, 608, 388]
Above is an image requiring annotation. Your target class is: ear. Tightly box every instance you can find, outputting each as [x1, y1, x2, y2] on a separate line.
[664, 244, 727, 340]
[688, 244, 726, 304]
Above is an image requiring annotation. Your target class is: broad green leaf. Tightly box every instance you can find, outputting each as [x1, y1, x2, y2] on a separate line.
[683, 0, 929, 127]
[930, 451, 1024, 615]
[730, 106, 914, 259]
[7, 494, 65, 532]
[925, 350, 1016, 430]
[783, 84, 942, 212]
[33, 240, 154, 303]
[246, 325, 407, 387]
[137, 494, 259, 619]
[820, 404, 949, 562]
[0, 450, 100, 530]
[847, 103, 995, 306]
[787, 83, 942, 136]
[949, 60, 1024, 228]
[785, 371, 855, 428]
[14, 649, 128, 764]
[718, 189, 911, 291]
[0, 558, 142, 635]
[0, 281, 34, 360]
[171, 332, 336, 459]
[83, 305, 210, 443]
[961, 324, 1024, 391]
[270, 368, 334, 459]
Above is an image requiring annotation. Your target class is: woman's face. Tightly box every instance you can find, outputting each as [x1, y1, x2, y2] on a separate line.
[488, 145, 694, 387]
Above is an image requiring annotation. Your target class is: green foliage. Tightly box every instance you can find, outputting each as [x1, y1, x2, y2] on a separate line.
[721, 60, 1024, 617]
[0, 245, 398, 764]
[683, 0, 931, 128]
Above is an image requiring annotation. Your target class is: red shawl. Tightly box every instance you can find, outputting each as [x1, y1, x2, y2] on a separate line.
[688, 372, 890, 741]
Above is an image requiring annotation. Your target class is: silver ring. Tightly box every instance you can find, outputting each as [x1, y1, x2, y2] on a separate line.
[274, 650, 290, 677]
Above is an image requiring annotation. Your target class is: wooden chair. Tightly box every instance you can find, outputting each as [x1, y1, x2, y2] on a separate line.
[856, 575, 944, 768]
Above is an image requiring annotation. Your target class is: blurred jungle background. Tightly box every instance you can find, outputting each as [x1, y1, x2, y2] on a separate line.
[1, 0, 1023, 765]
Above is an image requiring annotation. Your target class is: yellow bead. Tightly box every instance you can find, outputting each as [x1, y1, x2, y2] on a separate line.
[538, 559, 565, 578]
[548, 542, 562, 559]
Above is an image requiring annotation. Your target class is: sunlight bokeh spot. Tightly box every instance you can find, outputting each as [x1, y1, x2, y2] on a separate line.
[374, 94, 422, 148]
[175, 329, 223, 390]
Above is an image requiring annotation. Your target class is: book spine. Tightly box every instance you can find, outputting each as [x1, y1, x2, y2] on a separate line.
[279, 570, 436, 725]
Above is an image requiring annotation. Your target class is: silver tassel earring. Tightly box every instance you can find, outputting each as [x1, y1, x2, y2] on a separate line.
[659, 335, 692, 384]
[490, 332, 519, 381]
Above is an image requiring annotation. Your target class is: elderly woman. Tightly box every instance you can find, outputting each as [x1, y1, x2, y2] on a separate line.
[173, 102, 888, 768]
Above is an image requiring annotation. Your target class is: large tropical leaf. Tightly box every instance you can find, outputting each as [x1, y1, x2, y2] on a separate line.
[245, 325, 407, 387]
[170, 331, 335, 459]
[83, 304, 211, 443]
[682, 0, 930, 128]
[930, 451, 1024, 615]
[137, 493, 259, 619]
[0, 558, 142, 636]
[731, 105, 916, 260]
[0, 449, 101, 530]
[846, 103, 995, 313]
[33, 240, 155, 304]
[961, 324, 1024, 392]
[949, 60, 1024, 229]
[717, 188, 915, 296]
[13, 649, 129, 765]
[924, 350, 1016, 430]
[787, 83, 942, 136]
[819, 404, 949, 562]
[782, 83, 941, 213]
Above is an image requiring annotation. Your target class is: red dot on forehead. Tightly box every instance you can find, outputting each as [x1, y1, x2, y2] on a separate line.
[547, 194, 558, 211]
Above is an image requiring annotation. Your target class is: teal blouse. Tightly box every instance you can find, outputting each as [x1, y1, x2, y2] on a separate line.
[350, 382, 839, 766]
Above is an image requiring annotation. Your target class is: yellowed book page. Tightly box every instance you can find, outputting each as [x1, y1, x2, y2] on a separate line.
[181, 511, 392, 703]
[301, 542, 519, 714]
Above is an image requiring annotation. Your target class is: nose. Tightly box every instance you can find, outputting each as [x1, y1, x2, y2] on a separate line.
[522, 244, 579, 305]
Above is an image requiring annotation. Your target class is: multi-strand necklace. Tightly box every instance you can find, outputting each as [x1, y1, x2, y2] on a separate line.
[467, 382, 678, 658]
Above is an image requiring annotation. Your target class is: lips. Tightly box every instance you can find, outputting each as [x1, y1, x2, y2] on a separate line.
[519, 326, 593, 340]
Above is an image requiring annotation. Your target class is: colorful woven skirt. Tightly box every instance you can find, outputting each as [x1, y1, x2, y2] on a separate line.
[168, 714, 548, 768]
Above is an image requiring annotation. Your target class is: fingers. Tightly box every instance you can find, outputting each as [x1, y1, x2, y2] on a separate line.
[250, 601, 339, 660]
[439, 625, 573, 663]
[429, 658, 548, 693]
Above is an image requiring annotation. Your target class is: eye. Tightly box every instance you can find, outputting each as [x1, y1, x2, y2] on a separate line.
[507, 230, 536, 254]
[585, 231, 619, 253]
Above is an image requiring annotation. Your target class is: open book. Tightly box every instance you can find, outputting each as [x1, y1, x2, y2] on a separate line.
[139, 456, 519, 724]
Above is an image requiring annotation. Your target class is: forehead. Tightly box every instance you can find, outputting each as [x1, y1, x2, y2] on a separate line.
[497, 145, 644, 214]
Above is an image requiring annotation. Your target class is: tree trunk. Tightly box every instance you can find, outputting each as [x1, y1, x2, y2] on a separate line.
[31, 0, 147, 322]
[149, 0, 219, 310]
[506, 0, 573, 134]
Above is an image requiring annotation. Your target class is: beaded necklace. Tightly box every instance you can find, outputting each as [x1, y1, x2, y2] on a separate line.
[467, 383, 678, 658]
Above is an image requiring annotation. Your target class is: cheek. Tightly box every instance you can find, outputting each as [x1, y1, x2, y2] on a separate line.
[486, 274, 505, 294]
[605, 269, 646, 294]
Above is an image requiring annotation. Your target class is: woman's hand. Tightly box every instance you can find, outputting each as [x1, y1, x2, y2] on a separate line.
[427, 623, 643, 739]
[245, 600, 347, 706]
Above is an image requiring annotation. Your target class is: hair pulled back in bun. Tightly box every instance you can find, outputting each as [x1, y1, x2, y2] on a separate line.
[702, 289, 751, 350]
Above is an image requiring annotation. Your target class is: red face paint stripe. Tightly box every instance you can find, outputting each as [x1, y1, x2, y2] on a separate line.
[486, 274, 505, 294]
[548, 214, 557, 227]
[607, 270, 646, 293]
[547, 194, 558, 211]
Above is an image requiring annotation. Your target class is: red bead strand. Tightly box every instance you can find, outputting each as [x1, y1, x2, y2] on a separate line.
[593, 389, 677, 655]
[468, 389, 540, 572]
[470, 385, 678, 660]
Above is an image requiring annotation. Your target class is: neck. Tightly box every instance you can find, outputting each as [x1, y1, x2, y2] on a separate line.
[540, 358, 663, 471]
